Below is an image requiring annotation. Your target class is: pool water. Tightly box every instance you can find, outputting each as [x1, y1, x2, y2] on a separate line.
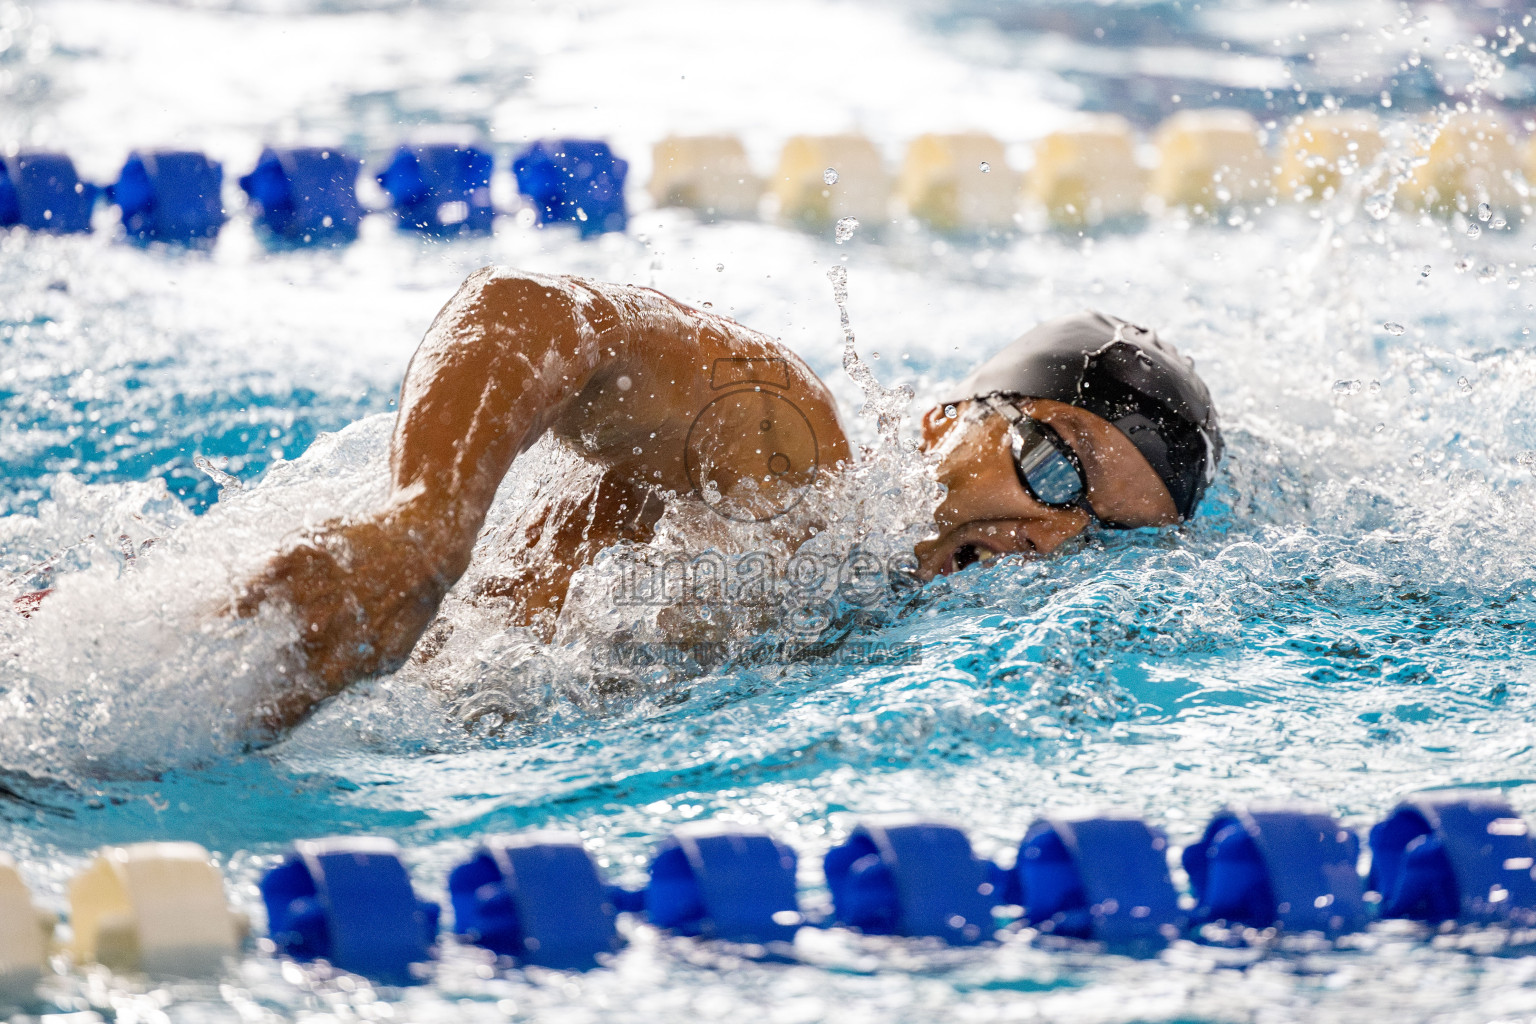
[5, 0, 1536, 1020]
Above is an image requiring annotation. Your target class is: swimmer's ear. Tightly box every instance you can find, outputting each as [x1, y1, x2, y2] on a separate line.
[920, 404, 960, 450]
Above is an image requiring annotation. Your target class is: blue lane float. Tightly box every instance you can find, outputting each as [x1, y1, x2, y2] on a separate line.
[83, 789, 1536, 991]
[1369, 792, 1536, 925]
[646, 822, 801, 944]
[0, 152, 96, 234]
[375, 142, 494, 235]
[512, 139, 628, 238]
[1008, 814, 1182, 944]
[824, 817, 993, 944]
[1183, 804, 1366, 935]
[238, 147, 363, 246]
[1, 138, 634, 244]
[109, 150, 226, 244]
[449, 831, 620, 969]
[261, 837, 439, 984]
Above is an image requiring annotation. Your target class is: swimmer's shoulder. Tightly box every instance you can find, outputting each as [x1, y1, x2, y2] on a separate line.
[445, 266, 588, 323]
[447, 267, 696, 337]
[459, 267, 850, 464]
[454, 266, 671, 309]
[451, 266, 775, 353]
[452, 268, 825, 394]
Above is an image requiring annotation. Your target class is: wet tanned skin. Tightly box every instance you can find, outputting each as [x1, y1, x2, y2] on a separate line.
[236, 268, 1175, 734]
[236, 268, 848, 733]
[911, 397, 1179, 577]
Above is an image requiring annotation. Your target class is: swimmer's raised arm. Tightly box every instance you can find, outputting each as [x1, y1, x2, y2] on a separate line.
[237, 268, 849, 736]
[388, 269, 630, 546]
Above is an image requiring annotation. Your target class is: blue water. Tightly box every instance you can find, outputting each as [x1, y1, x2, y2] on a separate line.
[5, 0, 1536, 1021]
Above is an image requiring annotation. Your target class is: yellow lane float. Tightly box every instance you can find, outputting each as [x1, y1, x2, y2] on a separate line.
[1398, 109, 1524, 216]
[648, 135, 763, 220]
[1278, 110, 1384, 201]
[770, 134, 891, 230]
[897, 132, 1018, 232]
[1024, 115, 1146, 228]
[1151, 109, 1274, 212]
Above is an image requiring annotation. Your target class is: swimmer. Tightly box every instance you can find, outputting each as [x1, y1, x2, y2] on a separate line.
[231, 268, 1222, 733]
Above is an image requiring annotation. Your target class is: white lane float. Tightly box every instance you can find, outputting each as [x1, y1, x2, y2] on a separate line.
[0, 855, 50, 995]
[69, 842, 243, 975]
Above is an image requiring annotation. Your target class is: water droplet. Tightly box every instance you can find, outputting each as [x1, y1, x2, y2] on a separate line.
[1420, 265, 1432, 277]
[978, 161, 991, 173]
[1478, 201, 1493, 221]
[1333, 379, 1363, 396]
[944, 404, 958, 419]
[1518, 450, 1536, 468]
[1410, 451, 1425, 467]
[1364, 193, 1392, 219]
[632, 446, 643, 455]
[834, 216, 859, 243]
[1458, 375, 1473, 393]
[1479, 264, 1499, 282]
[193, 454, 241, 491]
[1493, 216, 1509, 230]
[823, 167, 839, 185]
[1455, 257, 1474, 273]
[1383, 321, 1406, 335]
[1369, 380, 1382, 394]
[702, 301, 713, 308]
[616, 375, 632, 391]
[715, 263, 724, 272]
[1468, 223, 1482, 239]
[825, 265, 913, 449]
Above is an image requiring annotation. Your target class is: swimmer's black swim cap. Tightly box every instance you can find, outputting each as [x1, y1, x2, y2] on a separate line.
[944, 311, 1222, 522]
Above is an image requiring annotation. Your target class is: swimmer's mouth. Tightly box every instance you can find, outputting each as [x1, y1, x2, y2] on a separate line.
[951, 544, 986, 573]
[917, 524, 1037, 578]
[947, 540, 1011, 574]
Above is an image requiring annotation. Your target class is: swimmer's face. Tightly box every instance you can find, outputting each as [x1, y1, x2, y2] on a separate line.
[913, 398, 1179, 578]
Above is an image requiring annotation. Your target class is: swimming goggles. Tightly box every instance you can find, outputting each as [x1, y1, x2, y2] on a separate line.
[981, 395, 1089, 511]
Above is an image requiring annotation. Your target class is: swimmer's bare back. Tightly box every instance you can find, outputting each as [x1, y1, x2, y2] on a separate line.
[235, 268, 851, 734]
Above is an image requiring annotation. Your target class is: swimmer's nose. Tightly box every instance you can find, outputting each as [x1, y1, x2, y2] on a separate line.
[1022, 508, 1091, 556]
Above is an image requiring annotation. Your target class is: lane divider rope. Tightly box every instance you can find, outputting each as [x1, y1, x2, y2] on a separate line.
[0, 108, 1518, 247]
[4, 790, 1534, 988]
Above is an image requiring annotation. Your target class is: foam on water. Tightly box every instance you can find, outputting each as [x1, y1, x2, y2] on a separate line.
[0, 414, 400, 774]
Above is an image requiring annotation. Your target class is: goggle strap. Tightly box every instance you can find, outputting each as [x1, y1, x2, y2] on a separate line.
[980, 394, 1025, 425]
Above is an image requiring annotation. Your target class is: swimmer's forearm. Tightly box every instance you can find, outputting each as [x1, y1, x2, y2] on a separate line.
[237, 271, 608, 720]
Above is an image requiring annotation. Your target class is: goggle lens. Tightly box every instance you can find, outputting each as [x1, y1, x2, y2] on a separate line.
[1011, 419, 1086, 508]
